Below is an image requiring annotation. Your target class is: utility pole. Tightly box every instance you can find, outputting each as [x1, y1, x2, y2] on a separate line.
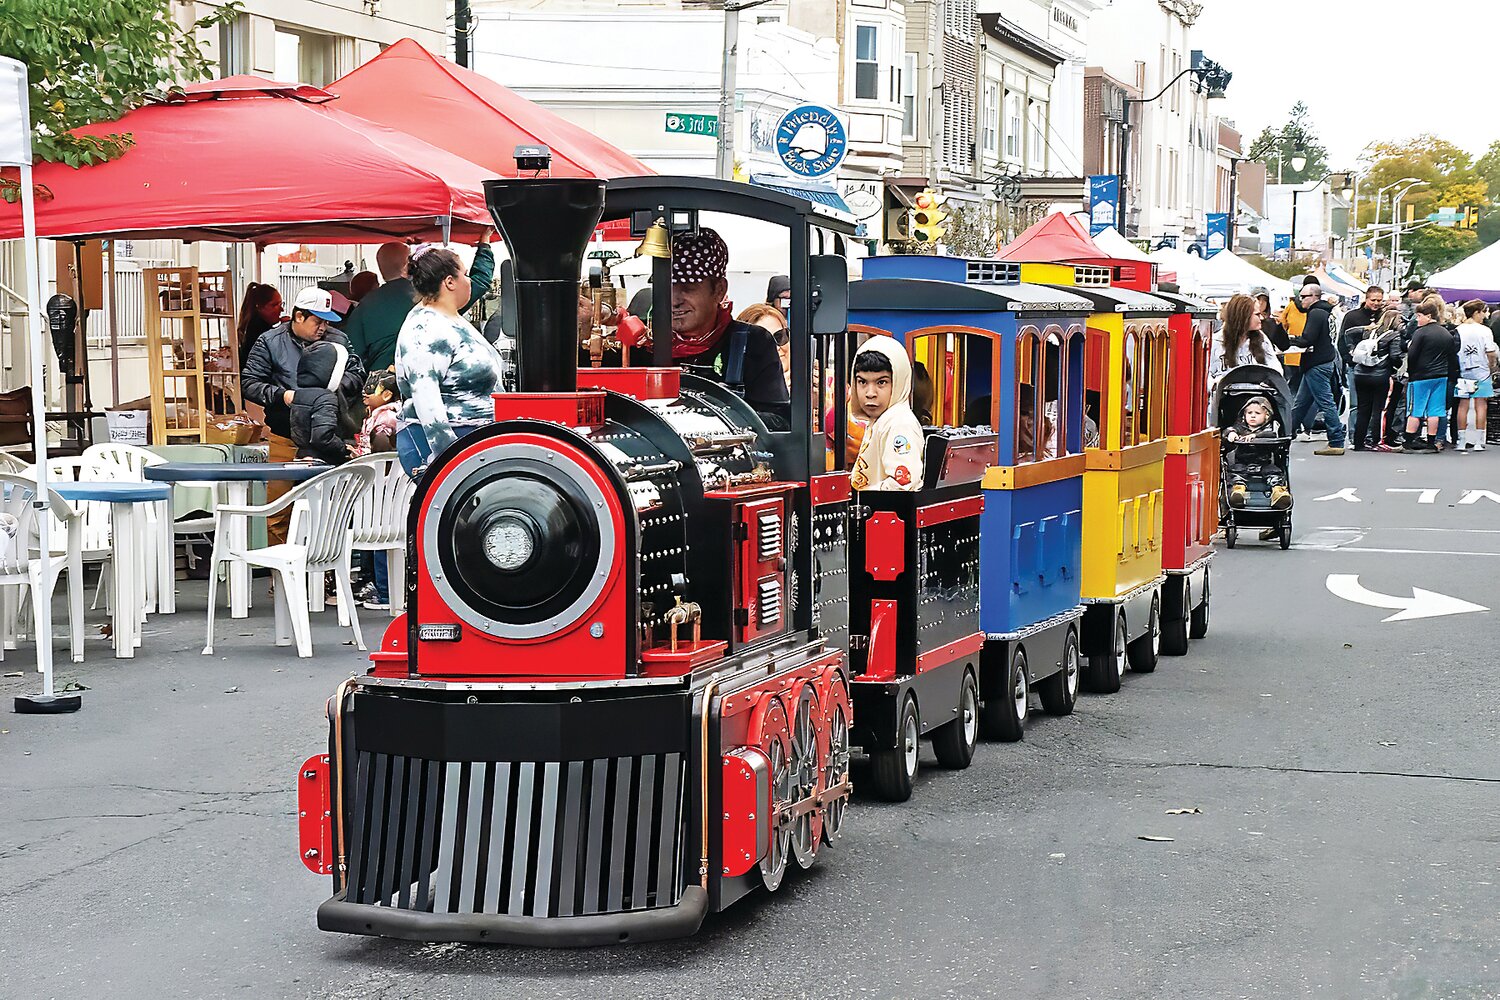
[455, 0, 471, 68]
[715, 1, 774, 181]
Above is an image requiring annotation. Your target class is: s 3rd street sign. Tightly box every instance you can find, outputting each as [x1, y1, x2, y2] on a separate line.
[665, 113, 719, 137]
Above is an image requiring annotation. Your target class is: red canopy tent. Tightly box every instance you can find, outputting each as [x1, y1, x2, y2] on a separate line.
[997, 211, 1115, 265]
[0, 76, 496, 243]
[327, 38, 651, 180]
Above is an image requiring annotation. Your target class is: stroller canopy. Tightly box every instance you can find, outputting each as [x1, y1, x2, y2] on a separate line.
[1211, 364, 1294, 431]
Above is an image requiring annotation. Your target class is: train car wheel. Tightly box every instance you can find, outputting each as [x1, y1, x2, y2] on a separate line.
[868, 694, 919, 803]
[754, 697, 793, 892]
[821, 674, 852, 845]
[1160, 581, 1190, 657]
[1189, 573, 1211, 639]
[1087, 613, 1127, 694]
[980, 649, 1027, 743]
[933, 669, 980, 768]
[790, 684, 822, 870]
[1127, 595, 1161, 673]
[1038, 628, 1080, 716]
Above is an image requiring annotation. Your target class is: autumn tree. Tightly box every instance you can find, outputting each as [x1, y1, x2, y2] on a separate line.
[1249, 102, 1330, 185]
[0, 0, 236, 168]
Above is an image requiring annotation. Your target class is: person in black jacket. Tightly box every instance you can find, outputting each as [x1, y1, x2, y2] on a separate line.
[1287, 284, 1346, 454]
[1344, 304, 1405, 450]
[1339, 285, 1385, 436]
[242, 287, 367, 543]
[290, 340, 362, 465]
[1403, 299, 1457, 452]
[666, 228, 790, 429]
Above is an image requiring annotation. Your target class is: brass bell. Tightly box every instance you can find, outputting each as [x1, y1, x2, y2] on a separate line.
[634, 218, 671, 260]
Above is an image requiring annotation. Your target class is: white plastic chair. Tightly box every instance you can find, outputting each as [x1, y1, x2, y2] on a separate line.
[204, 463, 376, 658]
[347, 453, 415, 616]
[0, 452, 28, 475]
[33, 458, 118, 612]
[0, 474, 84, 663]
[83, 443, 173, 614]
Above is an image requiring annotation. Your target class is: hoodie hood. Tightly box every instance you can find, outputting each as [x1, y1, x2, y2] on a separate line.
[297, 340, 349, 391]
[1307, 300, 1333, 315]
[851, 335, 913, 411]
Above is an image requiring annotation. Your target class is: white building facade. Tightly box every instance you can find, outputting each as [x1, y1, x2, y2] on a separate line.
[1085, 0, 1227, 244]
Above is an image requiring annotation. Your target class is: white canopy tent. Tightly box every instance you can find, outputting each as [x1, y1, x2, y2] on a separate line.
[1428, 240, 1500, 301]
[1193, 251, 1296, 304]
[1091, 226, 1152, 262]
[1148, 247, 1206, 290]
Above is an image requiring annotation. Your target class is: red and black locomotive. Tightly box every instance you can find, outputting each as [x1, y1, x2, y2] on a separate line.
[298, 177, 859, 945]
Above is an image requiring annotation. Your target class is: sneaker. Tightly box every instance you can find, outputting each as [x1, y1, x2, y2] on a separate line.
[1372, 442, 1395, 452]
[1259, 527, 1279, 542]
[355, 581, 377, 603]
[1229, 484, 1248, 508]
[1475, 440, 1487, 452]
[1269, 485, 1292, 509]
[362, 597, 391, 611]
[1402, 440, 1437, 453]
[1298, 431, 1314, 443]
[1314, 446, 1345, 456]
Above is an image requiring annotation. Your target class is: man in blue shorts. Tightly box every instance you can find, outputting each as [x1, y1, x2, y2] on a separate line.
[1403, 300, 1458, 452]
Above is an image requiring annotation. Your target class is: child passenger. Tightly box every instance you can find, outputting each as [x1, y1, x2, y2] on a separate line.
[1225, 395, 1291, 510]
[289, 340, 363, 465]
[849, 336, 924, 491]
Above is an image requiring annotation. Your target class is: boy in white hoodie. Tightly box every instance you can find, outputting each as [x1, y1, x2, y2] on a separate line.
[849, 336, 924, 491]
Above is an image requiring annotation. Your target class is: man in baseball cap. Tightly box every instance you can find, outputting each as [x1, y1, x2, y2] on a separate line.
[669, 228, 790, 427]
[291, 286, 342, 323]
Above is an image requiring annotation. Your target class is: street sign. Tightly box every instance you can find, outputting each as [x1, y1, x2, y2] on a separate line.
[775, 104, 847, 178]
[665, 113, 719, 137]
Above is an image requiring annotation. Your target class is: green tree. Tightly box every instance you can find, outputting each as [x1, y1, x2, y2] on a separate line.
[1402, 226, 1477, 279]
[1356, 135, 1479, 229]
[0, 0, 237, 169]
[1250, 102, 1330, 185]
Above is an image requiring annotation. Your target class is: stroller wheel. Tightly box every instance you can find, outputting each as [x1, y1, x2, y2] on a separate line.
[1226, 523, 1237, 549]
[1279, 521, 1292, 550]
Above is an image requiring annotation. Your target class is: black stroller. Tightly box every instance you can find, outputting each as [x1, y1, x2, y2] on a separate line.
[1212, 365, 1295, 550]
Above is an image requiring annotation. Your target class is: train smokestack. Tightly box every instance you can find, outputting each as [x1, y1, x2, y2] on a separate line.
[484, 179, 606, 393]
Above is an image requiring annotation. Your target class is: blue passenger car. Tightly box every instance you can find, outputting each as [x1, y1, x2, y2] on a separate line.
[848, 258, 1093, 773]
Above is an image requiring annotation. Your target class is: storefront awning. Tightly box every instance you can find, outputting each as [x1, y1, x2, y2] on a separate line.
[748, 177, 856, 218]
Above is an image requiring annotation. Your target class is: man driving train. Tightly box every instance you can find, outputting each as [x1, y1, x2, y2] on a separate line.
[666, 228, 791, 428]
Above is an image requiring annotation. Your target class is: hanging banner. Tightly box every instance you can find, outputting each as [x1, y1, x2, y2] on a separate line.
[1205, 213, 1229, 257]
[0, 58, 29, 165]
[1087, 175, 1119, 236]
[1273, 233, 1292, 255]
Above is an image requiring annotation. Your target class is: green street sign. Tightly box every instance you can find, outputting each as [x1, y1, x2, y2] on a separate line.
[665, 112, 719, 137]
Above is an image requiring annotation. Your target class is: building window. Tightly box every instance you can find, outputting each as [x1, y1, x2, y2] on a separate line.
[902, 53, 917, 138]
[1171, 50, 1181, 112]
[1154, 146, 1162, 207]
[1005, 92, 1021, 159]
[984, 83, 999, 154]
[1029, 100, 1045, 170]
[855, 24, 879, 100]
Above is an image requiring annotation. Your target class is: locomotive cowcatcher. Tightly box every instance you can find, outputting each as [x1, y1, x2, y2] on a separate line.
[297, 177, 859, 945]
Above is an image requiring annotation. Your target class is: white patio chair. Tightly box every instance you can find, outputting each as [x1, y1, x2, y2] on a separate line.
[83, 443, 172, 613]
[347, 453, 415, 616]
[26, 458, 118, 613]
[0, 474, 85, 664]
[203, 463, 376, 658]
[0, 452, 29, 475]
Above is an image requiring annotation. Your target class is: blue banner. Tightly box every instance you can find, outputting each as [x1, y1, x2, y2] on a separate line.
[1205, 213, 1229, 257]
[1273, 233, 1291, 255]
[1088, 175, 1119, 236]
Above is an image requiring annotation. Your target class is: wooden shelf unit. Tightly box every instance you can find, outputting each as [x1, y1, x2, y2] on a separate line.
[143, 268, 242, 443]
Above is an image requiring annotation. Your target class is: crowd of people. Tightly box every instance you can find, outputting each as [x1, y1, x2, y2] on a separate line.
[1215, 277, 1500, 455]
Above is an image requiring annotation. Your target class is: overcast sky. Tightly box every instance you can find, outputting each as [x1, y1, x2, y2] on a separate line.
[1190, 0, 1500, 167]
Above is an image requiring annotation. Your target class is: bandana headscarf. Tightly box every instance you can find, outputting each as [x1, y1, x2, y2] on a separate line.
[672, 228, 728, 283]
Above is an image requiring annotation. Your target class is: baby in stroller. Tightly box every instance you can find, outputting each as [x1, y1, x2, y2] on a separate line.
[1225, 396, 1292, 510]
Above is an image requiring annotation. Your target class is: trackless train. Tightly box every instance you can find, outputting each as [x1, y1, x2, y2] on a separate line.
[295, 177, 1220, 945]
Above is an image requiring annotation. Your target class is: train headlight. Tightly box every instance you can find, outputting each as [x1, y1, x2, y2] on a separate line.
[482, 513, 535, 572]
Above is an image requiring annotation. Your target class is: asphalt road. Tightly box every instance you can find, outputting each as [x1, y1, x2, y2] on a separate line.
[2, 443, 1498, 1000]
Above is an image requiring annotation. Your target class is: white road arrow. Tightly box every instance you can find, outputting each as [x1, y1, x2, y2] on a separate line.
[1325, 574, 1489, 622]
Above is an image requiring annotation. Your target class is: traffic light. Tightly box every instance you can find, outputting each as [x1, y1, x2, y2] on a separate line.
[912, 188, 948, 245]
[1463, 206, 1480, 230]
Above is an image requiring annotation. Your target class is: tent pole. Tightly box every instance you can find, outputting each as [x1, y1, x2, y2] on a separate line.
[106, 240, 120, 405]
[10, 62, 79, 713]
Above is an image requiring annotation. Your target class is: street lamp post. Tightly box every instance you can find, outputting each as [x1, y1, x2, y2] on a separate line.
[1118, 56, 1230, 239]
[1390, 179, 1429, 283]
[1290, 170, 1354, 257]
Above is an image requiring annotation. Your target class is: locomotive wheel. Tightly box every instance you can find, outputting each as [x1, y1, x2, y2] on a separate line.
[1190, 572, 1211, 639]
[820, 671, 852, 845]
[1038, 628, 1080, 716]
[1160, 581, 1190, 657]
[789, 683, 822, 870]
[1127, 595, 1161, 674]
[1086, 613, 1127, 694]
[753, 697, 793, 892]
[868, 694, 919, 803]
[932, 669, 979, 768]
[980, 648, 1027, 743]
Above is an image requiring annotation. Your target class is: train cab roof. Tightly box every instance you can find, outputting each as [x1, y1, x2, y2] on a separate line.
[849, 277, 1094, 317]
[1151, 289, 1218, 316]
[1044, 283, 1175, 315]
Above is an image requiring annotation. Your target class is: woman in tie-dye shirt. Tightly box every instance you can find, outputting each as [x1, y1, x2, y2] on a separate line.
[393, 246, 504, 473]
